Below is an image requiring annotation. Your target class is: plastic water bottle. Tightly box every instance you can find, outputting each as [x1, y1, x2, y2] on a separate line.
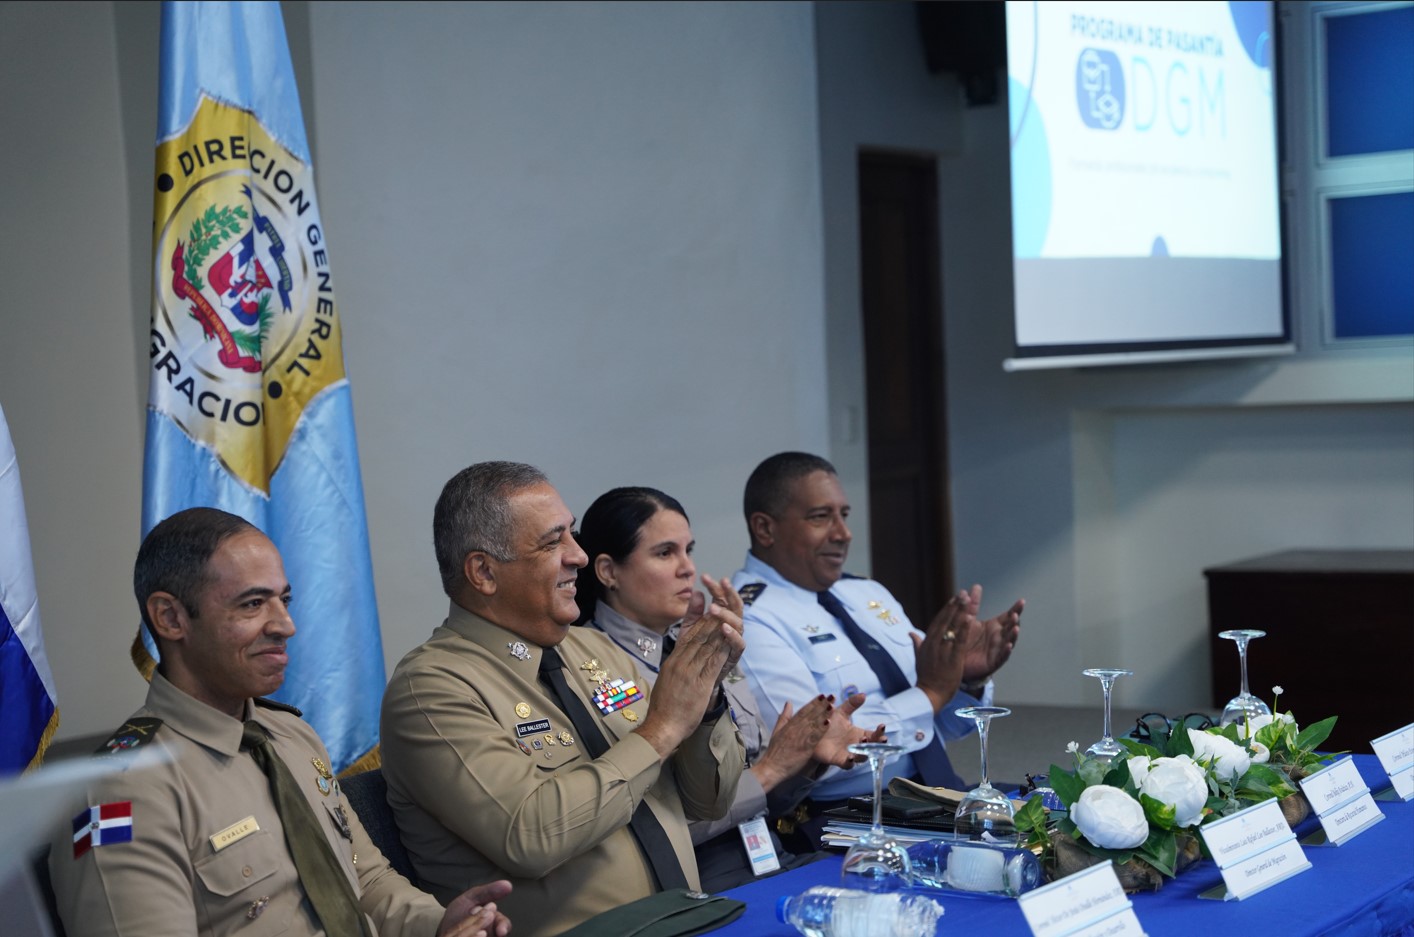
[776, 886, 944, 937]
[908, 838, 1044, 896]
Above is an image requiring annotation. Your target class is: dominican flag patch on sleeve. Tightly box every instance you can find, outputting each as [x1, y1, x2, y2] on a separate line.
[72, 802, 133, 858]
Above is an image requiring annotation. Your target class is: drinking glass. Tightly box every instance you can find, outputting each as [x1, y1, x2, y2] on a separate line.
[840, 742, 912, 892]
[1218, 629, 1272, 727]
[953, 706, 1016, 842]
[1082, 668, 1133, 765]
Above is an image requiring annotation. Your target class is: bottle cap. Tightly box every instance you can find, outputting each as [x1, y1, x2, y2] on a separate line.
[776, 895, 792, 922]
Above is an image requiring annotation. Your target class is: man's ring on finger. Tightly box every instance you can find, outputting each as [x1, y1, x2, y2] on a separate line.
[942, 629, 956, 641]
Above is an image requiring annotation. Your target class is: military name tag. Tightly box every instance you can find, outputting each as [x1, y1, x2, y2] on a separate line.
[808, 633, 837, 644]
[210, 816, 260, 852]
[516, 719, 552, 738]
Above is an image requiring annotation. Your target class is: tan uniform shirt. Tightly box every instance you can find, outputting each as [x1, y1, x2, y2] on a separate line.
[380, 603, 744, 937]
[586, 602, 807, 844]
[49, 672, 444, 937]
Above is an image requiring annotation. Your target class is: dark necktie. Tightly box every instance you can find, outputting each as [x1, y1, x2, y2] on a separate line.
[538, 646, 691, 890]
[817, 590, 964, 790]
[241, 722, 374, 937]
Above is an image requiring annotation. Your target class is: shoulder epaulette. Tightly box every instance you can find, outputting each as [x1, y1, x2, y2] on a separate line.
[253, 696, 303, 717]
[738, 582, 766, 606]
[94, 717, 164, 756]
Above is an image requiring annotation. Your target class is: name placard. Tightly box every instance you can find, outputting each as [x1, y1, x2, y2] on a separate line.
[1199, 798, 1311, 901]
[1299, 756, 1385, 845]
[1371, 724, 1414, 801]
[1018, 861, 1146, 937]
[1217, 837, 1311, 900]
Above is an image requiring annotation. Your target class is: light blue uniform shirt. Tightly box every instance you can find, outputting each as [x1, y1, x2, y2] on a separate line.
[732, 553, 990, 801]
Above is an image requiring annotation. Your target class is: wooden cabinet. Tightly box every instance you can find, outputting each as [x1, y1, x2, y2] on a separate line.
[1204, 549, 1414, 754]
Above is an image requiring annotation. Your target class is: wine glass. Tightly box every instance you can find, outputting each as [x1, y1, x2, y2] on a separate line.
[953, 706, 1016, 842]
[1218, 629, 1272, 727]
[840, 742, 912, 892]
[1082, 668, 1133, 765]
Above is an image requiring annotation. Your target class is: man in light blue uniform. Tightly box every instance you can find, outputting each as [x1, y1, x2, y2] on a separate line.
[731, 452, 1024, 846]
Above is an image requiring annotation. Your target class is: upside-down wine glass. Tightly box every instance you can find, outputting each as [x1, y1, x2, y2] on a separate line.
[1082, 669, 1133, 765]
[840, 742, 912, 892]
[1218, 629, 1272, 727]
[953, 706, 1016, 843]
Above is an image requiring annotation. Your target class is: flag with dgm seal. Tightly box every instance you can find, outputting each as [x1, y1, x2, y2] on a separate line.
[141, 0, 383, 773]
[0, 404, 60, 774]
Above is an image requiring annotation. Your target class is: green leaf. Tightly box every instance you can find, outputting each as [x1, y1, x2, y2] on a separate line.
[1067, 837, 1137, 866]
[1013, 796, 1049, 834]
[1218, 723, 1243, 743]
[1049, 765, 1087, 808]
[231, 328, 261, 357]
[1296, 716, 1337, 753]
[1118, 738, 1162, 760]
[1137, 829, 1178, 877]
[1078, 758, 1109, 787]
[1138, 792, 1177, 830]
[1169, 726, 1195, 758]
[1101, 759, 1133, 790]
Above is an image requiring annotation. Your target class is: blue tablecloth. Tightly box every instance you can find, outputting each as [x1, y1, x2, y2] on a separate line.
[718, 755, 1414, 937]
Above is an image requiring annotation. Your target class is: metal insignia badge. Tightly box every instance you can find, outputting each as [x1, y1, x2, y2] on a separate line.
[544, 733, 557, 747]
[515, 702, 531, 718]
[332, 806, 352, 840]
[312, 756, 333, 795]
[517, 740, 533, 755]
[558, 731, 574, 746]
[635, 636, 657, 657]
[868, 600, 900, 625]
[508, 642, 532, 661]
[804, 624, 820, 634]
[622, 709, 638, 722]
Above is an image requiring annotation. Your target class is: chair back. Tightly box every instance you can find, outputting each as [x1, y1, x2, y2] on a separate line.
[341, 768, 419, 886]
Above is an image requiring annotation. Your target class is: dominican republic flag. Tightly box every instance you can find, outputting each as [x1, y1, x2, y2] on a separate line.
[72, 802, 134, 858]
[0, 402, 59, 774]
[140, 1, 385, 775]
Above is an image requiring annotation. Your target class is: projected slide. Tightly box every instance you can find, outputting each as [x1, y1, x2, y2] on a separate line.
[1006, 0, 1287, 361]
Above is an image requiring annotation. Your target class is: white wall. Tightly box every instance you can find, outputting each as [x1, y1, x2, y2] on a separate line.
[5, 0, 1410, 745]
[1, 0, 829, 742]
[815, 2, 1414, 714]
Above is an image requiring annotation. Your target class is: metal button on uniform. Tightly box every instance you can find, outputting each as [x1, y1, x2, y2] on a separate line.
[914, 731, 926, 741]
[242, 866, 253, 877]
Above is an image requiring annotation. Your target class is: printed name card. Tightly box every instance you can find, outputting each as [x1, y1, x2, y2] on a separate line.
[1298, 755, 1385, 845]
[1371, 724, 1414, 801]
[1018, 861, 1146, 937]
[1198, 798, 1311, 900]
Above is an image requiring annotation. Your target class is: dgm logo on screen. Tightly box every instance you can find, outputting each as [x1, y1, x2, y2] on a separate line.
[1075, 47, 1225, 137]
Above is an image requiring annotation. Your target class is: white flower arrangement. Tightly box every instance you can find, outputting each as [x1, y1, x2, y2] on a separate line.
[1071, 785, 1148, 849]
[1014, 690, 1340, 881]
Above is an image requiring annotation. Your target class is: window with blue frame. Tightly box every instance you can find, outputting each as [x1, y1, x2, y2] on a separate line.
[1320, 3, 1414, 341]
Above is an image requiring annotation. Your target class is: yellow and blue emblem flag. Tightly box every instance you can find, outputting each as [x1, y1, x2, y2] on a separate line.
[0, 403, 59, 774]
[142, 0, 382, 773]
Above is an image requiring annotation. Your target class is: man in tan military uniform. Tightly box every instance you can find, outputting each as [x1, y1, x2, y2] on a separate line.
[381, 462, 745, 937]
[49, 507, 511, 937]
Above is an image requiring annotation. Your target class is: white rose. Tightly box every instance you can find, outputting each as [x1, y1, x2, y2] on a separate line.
[1071, 785, 1149, 850]
[1249, 741, 1270, 764]
[1137, 755, 1208, 828]
[1127, 755, 1152, 787]
[1189, 729, 1252, 780]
